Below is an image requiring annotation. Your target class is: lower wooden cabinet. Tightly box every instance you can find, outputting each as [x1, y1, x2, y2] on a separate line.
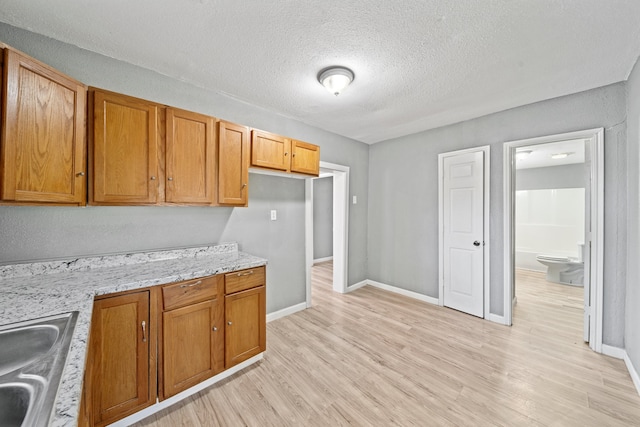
[83, 267, 266, 425]
[225, 267, 266, 368]
[160, 275, 225, 399]
[85, 290, 155, 427]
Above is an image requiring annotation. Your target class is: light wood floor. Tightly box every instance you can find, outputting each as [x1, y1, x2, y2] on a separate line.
[134, 263, 640, 426]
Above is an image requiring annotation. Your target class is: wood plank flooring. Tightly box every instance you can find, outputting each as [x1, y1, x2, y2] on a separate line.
[134, 263, 640, 426]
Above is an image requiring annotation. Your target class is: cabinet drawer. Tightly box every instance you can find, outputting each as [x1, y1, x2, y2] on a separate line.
[225, 266, 265, 294]
[163, 275, 221, 310]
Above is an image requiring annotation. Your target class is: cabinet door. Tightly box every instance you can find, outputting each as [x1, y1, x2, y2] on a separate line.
[165, 108, 215, 204]
[250, 130, 290, 172]
[217, 121, 249, 206]
[225, 285, 266, 368]
[1, 48, 86, 204]
[291, 140, 320, 176]
[89, 291, 152, 426]
[162, 299, 224, 398]
[90, 89, 158, 204]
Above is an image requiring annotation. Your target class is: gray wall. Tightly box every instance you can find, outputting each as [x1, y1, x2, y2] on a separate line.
[0, 24, 369, 313]
[515, 164, 585, 191]
[625, 55, 640, 374]
[313, 177, 333, 260]
[368, 83, 627, 347]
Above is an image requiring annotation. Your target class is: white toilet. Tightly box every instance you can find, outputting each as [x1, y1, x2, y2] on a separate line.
[536, 243, 584, 286]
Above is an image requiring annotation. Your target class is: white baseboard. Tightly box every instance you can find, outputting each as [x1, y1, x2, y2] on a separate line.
[266, 302, 307, 323]
[602, 344, 626, 359]
[346, 279, 368, 292]
[365, 279, 439, 305]
[112, 353, 264, 426]
[600, 345, 639, 396]
[624, 352, 640, 396]
[313, 256, 333, 264]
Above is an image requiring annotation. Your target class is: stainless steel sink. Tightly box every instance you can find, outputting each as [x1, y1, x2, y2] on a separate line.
[0, 312, 78, 427]
[0, 383, 33, 427]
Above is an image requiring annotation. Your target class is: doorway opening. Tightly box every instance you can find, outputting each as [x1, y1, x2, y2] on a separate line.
[503, 128, 604, 352]
[305, 162, 350, 307]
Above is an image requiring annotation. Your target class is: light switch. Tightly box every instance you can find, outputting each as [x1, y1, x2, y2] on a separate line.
[353, 196, 357, 204]
[270, 210, 277, 221]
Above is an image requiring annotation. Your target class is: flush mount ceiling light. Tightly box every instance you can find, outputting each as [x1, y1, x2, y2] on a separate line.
[515, 150, 532, 161]
[551, 152, 574, 159]
[317, 66, 354, 96]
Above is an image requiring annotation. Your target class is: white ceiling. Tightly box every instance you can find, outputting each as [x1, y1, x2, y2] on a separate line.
[515, 139, 585, 170]
[1, 1, 640, 144]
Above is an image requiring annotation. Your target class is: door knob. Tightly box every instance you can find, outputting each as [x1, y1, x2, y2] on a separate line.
[473, 241, 481, 247]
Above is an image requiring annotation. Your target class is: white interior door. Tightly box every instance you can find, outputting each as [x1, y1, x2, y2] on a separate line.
[443, 151, 485, 317]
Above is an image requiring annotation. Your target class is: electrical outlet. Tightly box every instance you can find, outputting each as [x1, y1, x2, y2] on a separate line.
[270, 210, 277, 221]
[353, 195, 357, 204]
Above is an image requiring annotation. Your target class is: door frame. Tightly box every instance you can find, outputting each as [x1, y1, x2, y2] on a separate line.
[502, 128, 604, 352]
[438, 146, 491, 318]
[305, 161, 350, 306]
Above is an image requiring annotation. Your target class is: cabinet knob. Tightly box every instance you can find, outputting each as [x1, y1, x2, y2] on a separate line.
[168, 177, 173, 181]
[292, 153, 296, 157]
[150, 176, 156, 180]
[242, 183, 247, 188]
[76, 172, 85, 177]
[284, 152, 288, 156]
[227, 321, 232, 326]
[212, 326, 218, 331]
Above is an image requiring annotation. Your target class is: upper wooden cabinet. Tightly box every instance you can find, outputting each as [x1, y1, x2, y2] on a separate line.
[165, 108, 215, 204]
[89, 89, 159, 205]
[0, 46, 87, 205]
[89, 89, 217, 205]
[217, 120, 249, 206]
[250, 129, 319, 177]
[250, 129, 290, 172]
[291, 139, 320, 176]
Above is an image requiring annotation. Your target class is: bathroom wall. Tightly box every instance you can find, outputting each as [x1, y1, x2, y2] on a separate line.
[515, 164, 586, 270]
[515, 188, 585, 271]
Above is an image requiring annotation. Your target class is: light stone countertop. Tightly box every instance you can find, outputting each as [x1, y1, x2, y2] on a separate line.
[0, 243, 267, 427]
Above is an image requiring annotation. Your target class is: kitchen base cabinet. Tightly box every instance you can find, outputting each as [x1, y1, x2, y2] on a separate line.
[85, 290, 156, 427]
[225, 267, 266, 368]
[162, 293, 224, 398]
[83, 266, 266, 425]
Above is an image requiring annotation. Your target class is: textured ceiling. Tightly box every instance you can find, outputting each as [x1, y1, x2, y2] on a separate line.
[1, 1, 640, 144]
